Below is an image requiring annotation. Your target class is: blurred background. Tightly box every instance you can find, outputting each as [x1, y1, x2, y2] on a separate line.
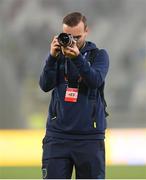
[0, 0, 146, 179]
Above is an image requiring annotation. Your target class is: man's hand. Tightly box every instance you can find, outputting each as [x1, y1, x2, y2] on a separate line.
[61, 41, 80, 59]
[50, 36, 61, 57]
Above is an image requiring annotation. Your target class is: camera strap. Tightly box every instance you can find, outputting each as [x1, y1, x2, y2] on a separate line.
[64, 59, 79, 103]
[64, 59, 81, 84]
[64, 59, 68, 82]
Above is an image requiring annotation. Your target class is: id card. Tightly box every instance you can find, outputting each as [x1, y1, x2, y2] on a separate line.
[64, 88, 78, 102]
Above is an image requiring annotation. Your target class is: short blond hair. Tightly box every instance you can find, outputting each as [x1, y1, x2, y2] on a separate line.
[63, 12, 87, 29]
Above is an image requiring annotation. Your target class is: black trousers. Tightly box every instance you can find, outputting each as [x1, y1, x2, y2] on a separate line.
[42, 136, 105, 179]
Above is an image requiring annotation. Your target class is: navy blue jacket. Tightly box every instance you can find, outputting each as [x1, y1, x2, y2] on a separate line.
[39, 41, 109, 139]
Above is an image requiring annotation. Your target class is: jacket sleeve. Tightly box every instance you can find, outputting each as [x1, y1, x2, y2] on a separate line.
[72, 49, 109, 89]
[39, 54, 58, 92]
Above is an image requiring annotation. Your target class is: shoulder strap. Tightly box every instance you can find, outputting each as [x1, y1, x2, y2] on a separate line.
[88, 48, 109, 117]
[88, 48, 99, 64]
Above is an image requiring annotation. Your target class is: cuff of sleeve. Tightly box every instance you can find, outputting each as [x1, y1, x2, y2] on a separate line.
[47, 54, 58, 66]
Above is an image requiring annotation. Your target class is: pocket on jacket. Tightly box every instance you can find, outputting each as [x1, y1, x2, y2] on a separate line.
[51, 100, 57, 120]
[49, 95, 57, 120]
[91, 101, 97, 129]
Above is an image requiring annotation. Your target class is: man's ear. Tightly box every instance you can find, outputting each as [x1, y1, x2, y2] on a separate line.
[84, 27, 89, 38]
[85, 26, 89, 34]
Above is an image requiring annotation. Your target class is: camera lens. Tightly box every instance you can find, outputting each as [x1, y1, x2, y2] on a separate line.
[58, 33, 71, 47]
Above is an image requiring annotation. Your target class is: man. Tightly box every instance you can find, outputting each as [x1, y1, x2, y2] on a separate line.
[39, 12, 109, 179]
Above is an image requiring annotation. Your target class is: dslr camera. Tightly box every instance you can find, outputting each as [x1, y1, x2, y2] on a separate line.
[58, 33, 74, 47]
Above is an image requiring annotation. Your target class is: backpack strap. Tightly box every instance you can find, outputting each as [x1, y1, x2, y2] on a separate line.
[98, 82, 109, 117]
[88, 49, 109, 117]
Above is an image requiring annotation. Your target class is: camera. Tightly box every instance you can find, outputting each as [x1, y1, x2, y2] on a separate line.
[58, 33, 74, 47]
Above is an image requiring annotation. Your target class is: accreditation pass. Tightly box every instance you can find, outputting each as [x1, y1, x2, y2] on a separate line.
[64, 87, 78, 102]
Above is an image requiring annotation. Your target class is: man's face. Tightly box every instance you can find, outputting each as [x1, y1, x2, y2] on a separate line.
[62, 21, 88, 49]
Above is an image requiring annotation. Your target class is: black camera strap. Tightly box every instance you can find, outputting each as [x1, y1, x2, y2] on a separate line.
[64, 59, 70, 83]
[64, 58, 81, 85]
[64, 59, 68, 80]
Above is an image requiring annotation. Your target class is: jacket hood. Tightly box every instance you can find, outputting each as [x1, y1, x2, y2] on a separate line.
[80, 41, 97, 54]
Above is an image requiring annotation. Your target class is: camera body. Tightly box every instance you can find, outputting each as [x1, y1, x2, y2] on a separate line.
[58, 33, 74, 47]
